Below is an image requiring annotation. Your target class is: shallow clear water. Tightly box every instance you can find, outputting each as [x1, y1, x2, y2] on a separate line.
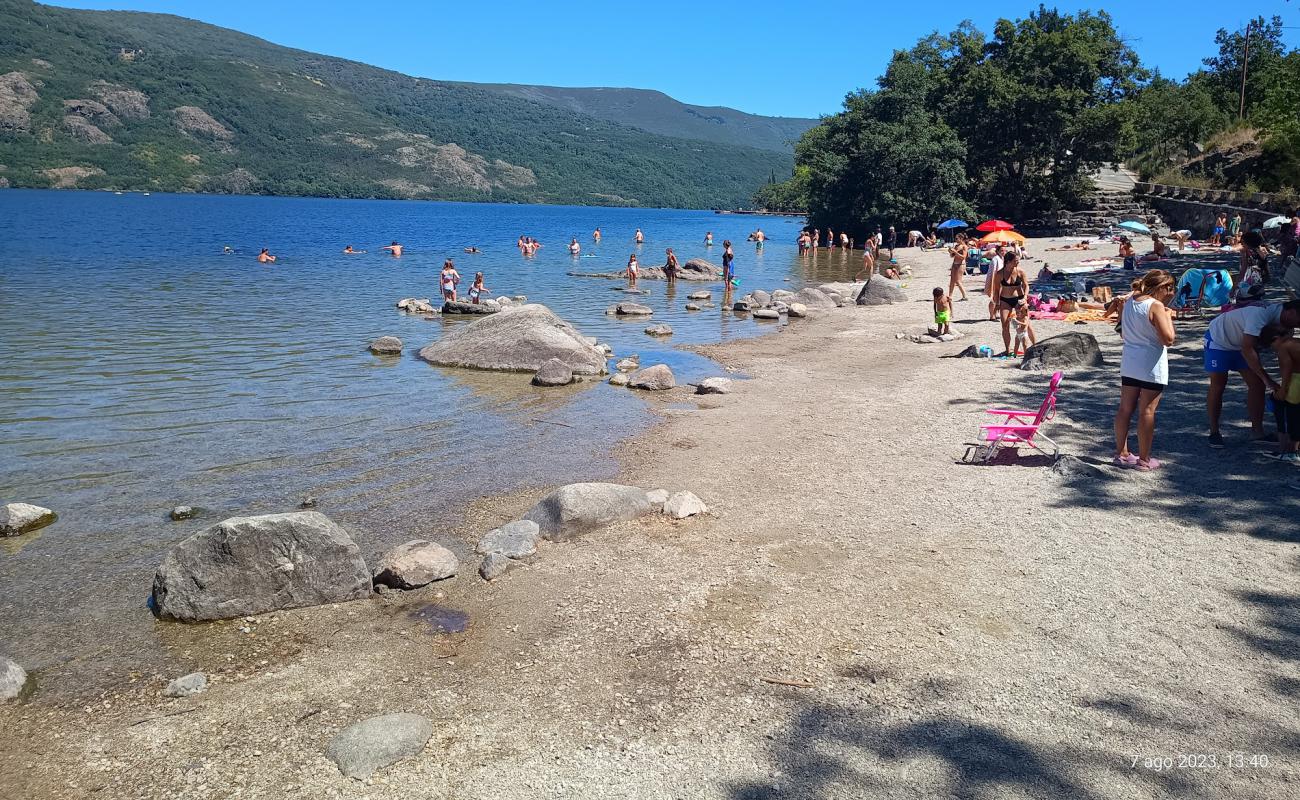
[0, 190, 861, 689]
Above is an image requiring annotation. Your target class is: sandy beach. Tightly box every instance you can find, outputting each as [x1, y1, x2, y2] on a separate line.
[3, 240, 1298, 799]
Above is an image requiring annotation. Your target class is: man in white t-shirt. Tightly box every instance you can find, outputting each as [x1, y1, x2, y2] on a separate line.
[1204, 300, 1300, 447]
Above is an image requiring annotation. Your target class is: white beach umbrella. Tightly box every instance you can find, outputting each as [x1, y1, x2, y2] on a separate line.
[1263, 215, 1290, 229]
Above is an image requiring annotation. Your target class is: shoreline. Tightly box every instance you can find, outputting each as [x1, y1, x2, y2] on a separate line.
[4, 240, 1299, 798]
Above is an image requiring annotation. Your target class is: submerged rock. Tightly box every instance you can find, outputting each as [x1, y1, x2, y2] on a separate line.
[532, 358, 575, 387]
[326, 712, 434, 780]
[1, 657, 30, 701]
[685, 303, 701, 311]
[615, 358, 639, 372]
[1020, 332, 1103, 371]
[368, 336, 403, 355]
[687, 290, 712, 300]
[372, 540, 458, 590]
[476, 520, 540, 559]
[163, 672, 208, 698]
[628, 364, 676, 391]
[151, 511, 371, 622]
[418, 304, 607, 375]
[524, 482, 654, 540]
[0, 503, 56, 536]
[169, 505, 196, 521]
[644, 324, 673, 337]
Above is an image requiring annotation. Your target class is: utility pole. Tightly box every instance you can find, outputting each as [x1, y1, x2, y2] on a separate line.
[1239, 20, 1252, 119]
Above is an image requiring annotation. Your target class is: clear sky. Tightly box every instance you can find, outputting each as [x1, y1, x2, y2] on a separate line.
[52, 0, 1300, 119]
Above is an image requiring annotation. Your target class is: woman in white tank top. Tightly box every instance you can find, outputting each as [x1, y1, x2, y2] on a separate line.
[1114, 270, 1177, 471]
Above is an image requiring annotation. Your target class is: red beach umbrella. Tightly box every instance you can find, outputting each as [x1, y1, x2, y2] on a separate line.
[976, 219, 1015, 232]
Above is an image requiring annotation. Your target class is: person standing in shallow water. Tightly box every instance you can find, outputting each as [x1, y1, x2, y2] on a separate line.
[705, 231, 713, 247]
[664, 247, 679, 284]
[440, 259, 461, 302]
[593, 227, 602, 243]
[626, 253, 639, 287]
[634, 228, 644, 245]
[257, 248, 276, 263]
[722, 240, 735, 285]
[381, 241, 403, 257]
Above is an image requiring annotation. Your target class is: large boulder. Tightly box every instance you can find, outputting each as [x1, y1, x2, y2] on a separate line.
[628, 364, 676, 390]
[442, 300, 498, 315]
[372, 540, 459, 590]
[1, 656, 30, 701]
[524, 483, 654, 541]
[615, 302, 653, 316]
[856, 277, 907, 306]
[531, 358, 575, 387]
[368, 336, 403, 355]
[150, 511, 371, 622]
[751, 290, 772, 308]
[326, 713, 434, 780]
[793, 288, 839, 310]
[678, 259, 724, 280]
[787, 303, 809, 318]
[418, 304, 607, 375]
[1020, 332, 1103, 371]
[1, 503, 56, 536]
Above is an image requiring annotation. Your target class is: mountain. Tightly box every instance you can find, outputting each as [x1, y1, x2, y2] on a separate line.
[0, 0, 801, 208]
[475, 85, 816, 154]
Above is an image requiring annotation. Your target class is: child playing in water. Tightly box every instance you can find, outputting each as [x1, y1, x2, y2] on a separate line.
[932, 287, 953, 335]
[626, 254, 639, 287]
[1012, 303, 1035, 355]
[440, 260, 461, 301]
[467, 272, 489, 304]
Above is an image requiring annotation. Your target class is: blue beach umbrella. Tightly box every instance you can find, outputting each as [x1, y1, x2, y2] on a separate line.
[1118, 220, 1150, 235]
[937, 219, 968, 230]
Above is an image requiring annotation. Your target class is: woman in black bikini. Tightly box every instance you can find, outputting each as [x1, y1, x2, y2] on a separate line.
[996, 250, 1028, 356]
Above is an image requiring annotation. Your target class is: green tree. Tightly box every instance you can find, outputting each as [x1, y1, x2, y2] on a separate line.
[1202, 16, 1287, 117]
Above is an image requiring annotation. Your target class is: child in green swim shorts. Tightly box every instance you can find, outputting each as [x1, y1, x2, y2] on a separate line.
[933, 287, 953, 335]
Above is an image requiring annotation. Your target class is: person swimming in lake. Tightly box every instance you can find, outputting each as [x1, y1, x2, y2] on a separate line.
[467, 272, 489, 304]
[440, 260, 461, 301]
[257, 248, 276, 263]
[463, 246, 480, 254]
[222, 245, 234, 254]
[593, 227, 602, 243]
[664, 247, 679, 284]
[626, 253, 639, 287]
[569, 238, 581, 256]
[342, 245, 366, 254]
[381, 241, 403, 257]
[754, 229, 766, 250]
[705, 231, 714, 247]
[634, 228, 645, 245]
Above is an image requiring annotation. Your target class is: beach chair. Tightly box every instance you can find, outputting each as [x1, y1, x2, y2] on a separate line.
[965, 372, 1063, 463]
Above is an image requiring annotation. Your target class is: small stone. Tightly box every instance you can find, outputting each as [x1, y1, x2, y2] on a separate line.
[0, 503, 56, 536]
[368, 336, 403, 355]
[645, 489, 669, 510]
[614, 302, 653, 316]
[163, 672, 208, 698]
[170, 505, 196, 521]
[687, 291, 711, 300]
[609, 373, 630, 387]
[628, 364, 675, 391]
[644, 324, 673, 337]
[752, 308, 780, 320]
[663, 491, 708, 519]
[684, 303, 701, 311]
[787, 303, 808, 318]
[531, 358, 575, 387]
[1, 657, 30, 701]
[299, 496, 317, 508]
[479, 552, 516, 581]
[476, 520, 541, 558]
[616, 358, 639, 372]
[695, 377, 733, 395]
[325, 712, 434, 780]
[373, 541, 459, 590]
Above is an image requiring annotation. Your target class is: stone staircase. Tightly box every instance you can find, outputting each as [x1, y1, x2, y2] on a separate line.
[1022, 188, 1166, 237]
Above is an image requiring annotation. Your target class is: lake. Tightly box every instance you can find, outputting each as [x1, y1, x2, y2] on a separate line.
[0, 190, 863, 690]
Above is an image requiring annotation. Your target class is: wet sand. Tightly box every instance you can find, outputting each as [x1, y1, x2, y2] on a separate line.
[3, 239, 1298, 799]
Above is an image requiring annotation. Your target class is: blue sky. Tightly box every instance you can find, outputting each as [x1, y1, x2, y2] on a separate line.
[54, 0, 1300, 119]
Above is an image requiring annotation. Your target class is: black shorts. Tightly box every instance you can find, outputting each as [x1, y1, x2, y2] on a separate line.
[1277, 400, 1300, 436]
[1000, 296, 1022, 309]
[1122, 375, 1166, 393]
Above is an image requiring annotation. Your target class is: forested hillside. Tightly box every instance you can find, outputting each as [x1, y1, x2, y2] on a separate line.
[0, 0, 793, 207]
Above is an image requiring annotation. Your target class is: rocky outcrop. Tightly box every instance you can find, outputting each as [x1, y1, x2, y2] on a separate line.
[1, 503, 56, 536]
[397, 298, 437, 314]
[172, 106, 234, 141]
[532, 358, 574, 386]
[63, 98, 119, 127]
[0, 72, 39, 133]
[42, 166, 104, 189]
[569, 258, 723, 282]
[326, 713, 434, 780]
[628, 364, 675, 390]
[369, 336, 402, 355]
[89, 81, 150, 120]
[63, 115, 112, 144]
[443, 300, 499, 315]
[204, 168, 258, 194]
[419, 304, 607, 375]
[372, 540, 458, 590]
[524, 483, 654, 541]
[150, 511, 371, 622]
[1020, 332, 1103, 371]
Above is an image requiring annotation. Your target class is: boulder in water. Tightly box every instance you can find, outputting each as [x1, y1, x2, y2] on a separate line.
[418, 304, 607, 375]
[442, 300, 498, 315]
[615, 302, 653, 316]
[793, 288, 839, 310]
[752, 308, 780, 320]
[368, 336, 403, 355]
[532, 358, 575, 386]
[1, 503, 56, 536]
[644, 324, 673, 337]
[150, 511, 371, 622]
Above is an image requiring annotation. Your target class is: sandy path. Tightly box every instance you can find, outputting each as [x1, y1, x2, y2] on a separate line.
[3, 242, 1298, 799]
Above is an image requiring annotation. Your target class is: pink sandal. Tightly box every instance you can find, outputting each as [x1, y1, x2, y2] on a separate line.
[1135, 457, 1162, 471]
[1113, 454, 1139, 467]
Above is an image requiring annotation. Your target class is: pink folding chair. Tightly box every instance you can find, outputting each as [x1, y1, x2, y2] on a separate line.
[966, 371, 1062, 463]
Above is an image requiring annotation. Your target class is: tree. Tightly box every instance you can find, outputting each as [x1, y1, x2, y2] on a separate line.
[1203, 16, 1287, 117]
[1126, 72, 1228, 179]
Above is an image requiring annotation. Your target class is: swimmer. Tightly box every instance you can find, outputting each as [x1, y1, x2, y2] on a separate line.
[381, 241, 403, 257]
[569, 238, 581, 256]
[342, 245, 366, 254]
[634, 228, 644, 245]
[755, 228, 766, 250]
[222, 245, 234, 254]
[593, 227, 602, 243]
[440, 259, 461, 302]
[705, 231, 713, 247]
[463, 246, 480, 254]
[257, 248, 276, 263]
